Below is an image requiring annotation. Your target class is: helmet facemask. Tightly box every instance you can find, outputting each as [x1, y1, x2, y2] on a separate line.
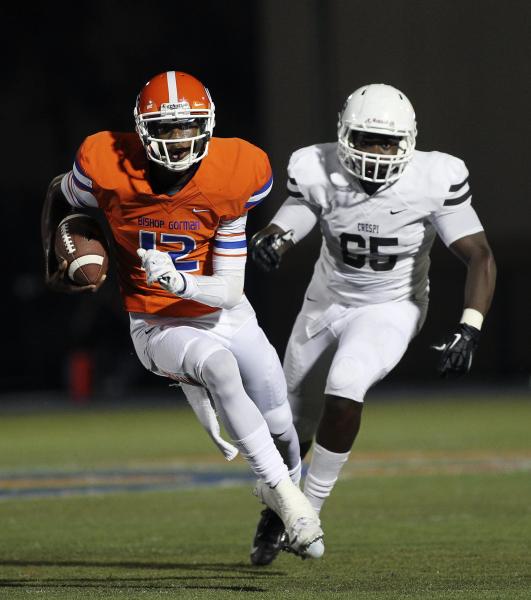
[337, 127, 415, 183]
[135, 102, 215, 172]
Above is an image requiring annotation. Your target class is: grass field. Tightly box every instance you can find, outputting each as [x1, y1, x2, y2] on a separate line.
[0, 393, 530, 599]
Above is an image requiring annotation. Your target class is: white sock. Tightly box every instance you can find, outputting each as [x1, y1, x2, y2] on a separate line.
[304, 443, 350, 515]
[234, 422, 289, 488]
[289, 459, 302, 486]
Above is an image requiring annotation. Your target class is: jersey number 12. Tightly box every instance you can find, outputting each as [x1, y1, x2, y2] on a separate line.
[140, 231, 199, 271]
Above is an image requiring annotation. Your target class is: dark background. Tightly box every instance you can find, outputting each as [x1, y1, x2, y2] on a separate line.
[3, 0, 530, 401]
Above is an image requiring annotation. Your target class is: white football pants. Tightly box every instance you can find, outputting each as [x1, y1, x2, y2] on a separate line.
[284, 297, 428, 442]
[129, 295, 299, 472]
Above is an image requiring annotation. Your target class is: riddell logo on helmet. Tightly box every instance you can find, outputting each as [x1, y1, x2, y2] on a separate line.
[161, 102, 191, 115]
[366, 118, 395, 127]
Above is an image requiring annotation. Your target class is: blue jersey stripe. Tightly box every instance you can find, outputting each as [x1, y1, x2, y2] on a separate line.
[245, 197, 265, 209]
[72, 172, 93, 193]
[74, 158, 91, 180]
[214, 239, 247, 249]
[251, 175, 273, 197]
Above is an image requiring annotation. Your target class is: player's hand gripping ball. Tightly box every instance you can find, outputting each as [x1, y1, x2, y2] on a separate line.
[54, 214, 109, 287]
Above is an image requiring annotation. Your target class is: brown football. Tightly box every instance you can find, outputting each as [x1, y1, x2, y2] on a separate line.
[54, 214, 109, 286]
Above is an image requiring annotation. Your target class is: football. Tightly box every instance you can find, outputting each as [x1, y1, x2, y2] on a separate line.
[54, 213, 109, 286]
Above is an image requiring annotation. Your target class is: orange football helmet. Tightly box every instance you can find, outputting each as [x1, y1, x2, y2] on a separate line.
[134, 71, 215, 171]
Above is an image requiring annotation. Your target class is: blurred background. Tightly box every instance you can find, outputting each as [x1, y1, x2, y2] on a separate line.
[3, 0, 530, 404]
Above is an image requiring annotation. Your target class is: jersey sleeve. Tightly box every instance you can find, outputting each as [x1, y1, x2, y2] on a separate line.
[60, 140, 100, 209]
[243, 148, 273, 212]
[429, 158, 484, 247]
[271, 197, 319, 243]
[212, 215, 248, 272]
[286, 146, 325, 215]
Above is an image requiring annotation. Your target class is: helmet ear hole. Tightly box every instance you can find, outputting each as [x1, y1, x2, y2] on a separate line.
[398, 138, 408, 155]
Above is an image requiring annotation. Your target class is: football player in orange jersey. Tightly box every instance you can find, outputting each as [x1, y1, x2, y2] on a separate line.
[41, 71, 324, 562]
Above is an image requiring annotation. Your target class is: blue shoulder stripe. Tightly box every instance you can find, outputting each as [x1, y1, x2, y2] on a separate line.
[251, 174, 273, 198]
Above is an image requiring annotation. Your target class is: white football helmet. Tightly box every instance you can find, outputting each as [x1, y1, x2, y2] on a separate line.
[337, 84, 417, 183]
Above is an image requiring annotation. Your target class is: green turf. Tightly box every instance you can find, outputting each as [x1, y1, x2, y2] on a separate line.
[0, 394, 530, 598]
[0, 406, 217, 470]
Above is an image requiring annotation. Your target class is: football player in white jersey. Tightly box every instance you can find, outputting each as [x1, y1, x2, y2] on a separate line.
[248, 83, 496, 565]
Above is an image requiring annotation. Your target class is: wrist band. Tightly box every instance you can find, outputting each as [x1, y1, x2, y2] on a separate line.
[460, 308, 484, 330]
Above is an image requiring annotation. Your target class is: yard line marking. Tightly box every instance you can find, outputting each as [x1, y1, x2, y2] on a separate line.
[0, 468, 253, 500]
[1, 452, 530, 499]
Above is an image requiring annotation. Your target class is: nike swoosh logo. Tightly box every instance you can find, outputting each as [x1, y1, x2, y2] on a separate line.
[390, 209, 407, 215]
[305, 296, 318, 302]
[448, 333, 461, 349]
[192, 208, 210, 213]
[145, 327, 155, 335]
[432, 333, 461, 352]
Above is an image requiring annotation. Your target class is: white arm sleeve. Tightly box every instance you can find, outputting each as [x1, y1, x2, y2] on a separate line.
[60, 168, 98, 209]
[178, 215, 247, 309]
[179, 270, 244, 309]
[270, 197, 319, 243]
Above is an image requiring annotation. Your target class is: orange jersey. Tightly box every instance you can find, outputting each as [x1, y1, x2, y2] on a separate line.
[64, 131, 272, 317]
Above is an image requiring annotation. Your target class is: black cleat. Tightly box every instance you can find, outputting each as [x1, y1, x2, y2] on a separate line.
[250, 508, 285, 566]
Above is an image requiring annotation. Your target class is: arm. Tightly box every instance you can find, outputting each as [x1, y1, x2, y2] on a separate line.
[433, 231, 496, 377]
[177, 268, 244, 309]
[42, 174, 102, 293]
[137, 216, 247, 310]
[249, 197, 318, 271]
[449, 231, 496, 318]
[136, 256, 244, 310]
[42, 174, 70, 278]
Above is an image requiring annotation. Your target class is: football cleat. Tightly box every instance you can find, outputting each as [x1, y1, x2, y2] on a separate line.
[250, 508, 285, 566]
[280, 531, 325, 560]
[253, 478, 324, 559]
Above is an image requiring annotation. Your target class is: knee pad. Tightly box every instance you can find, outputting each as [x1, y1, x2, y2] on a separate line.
[262, 402, 293, 437]
[326, 355, 367, 401]
[200, 347, 241, 395]
[181, 337, 226, 386]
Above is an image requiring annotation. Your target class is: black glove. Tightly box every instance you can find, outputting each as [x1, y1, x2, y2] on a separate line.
[431, 323, 481, 377]
[250, 230, 293, 272]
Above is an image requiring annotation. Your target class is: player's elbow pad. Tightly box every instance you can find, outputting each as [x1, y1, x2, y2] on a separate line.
[180, 271, 244, 309]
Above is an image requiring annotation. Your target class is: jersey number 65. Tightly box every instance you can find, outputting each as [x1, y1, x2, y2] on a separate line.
[340, 233, 398, 272]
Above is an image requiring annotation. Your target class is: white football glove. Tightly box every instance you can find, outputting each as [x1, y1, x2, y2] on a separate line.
[137, 248, 186, 295]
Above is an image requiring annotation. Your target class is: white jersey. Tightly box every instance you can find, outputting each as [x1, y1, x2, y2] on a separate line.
[273, 143, 483, 306]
